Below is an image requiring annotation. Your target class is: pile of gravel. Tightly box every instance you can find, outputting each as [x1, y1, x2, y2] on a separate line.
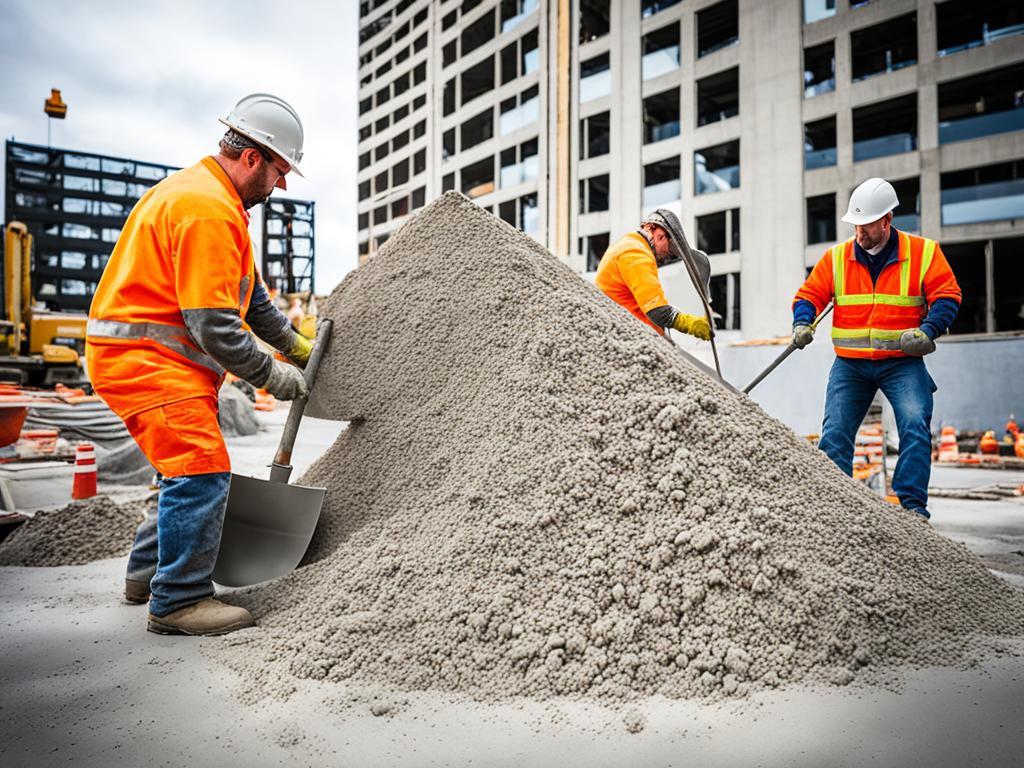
[211, 192, 1024, 704]
[0, 495, 148, 567]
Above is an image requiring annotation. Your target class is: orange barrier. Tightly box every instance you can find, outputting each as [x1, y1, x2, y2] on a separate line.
[937, 426, 959, 463]
[72, 442, 97, 499]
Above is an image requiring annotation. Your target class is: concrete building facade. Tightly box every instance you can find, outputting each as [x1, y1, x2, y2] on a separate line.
[357, 0, 1024, 341]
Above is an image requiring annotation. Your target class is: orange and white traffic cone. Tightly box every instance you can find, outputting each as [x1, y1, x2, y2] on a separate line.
[72, 442, 97, 500]
[937, 426, 959, 463]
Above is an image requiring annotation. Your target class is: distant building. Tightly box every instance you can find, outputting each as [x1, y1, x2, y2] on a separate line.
[357, 0, 1024, 339]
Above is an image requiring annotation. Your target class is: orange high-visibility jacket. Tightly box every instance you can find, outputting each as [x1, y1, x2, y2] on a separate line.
[794, 231, 962, 360]
[595, 232, 669, 334]
[86, 156, 257, 418]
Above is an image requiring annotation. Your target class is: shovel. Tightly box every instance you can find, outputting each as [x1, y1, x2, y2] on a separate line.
[742, 303, 832, 394]
[212, 319, 333, 588]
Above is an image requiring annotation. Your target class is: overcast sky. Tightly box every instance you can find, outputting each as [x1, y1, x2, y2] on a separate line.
[0, 0, 360, 292]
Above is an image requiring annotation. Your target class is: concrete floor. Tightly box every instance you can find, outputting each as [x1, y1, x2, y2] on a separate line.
[2, 409, 1023, 767]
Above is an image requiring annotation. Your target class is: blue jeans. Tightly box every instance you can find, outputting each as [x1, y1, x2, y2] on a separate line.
[819, 356, 936, 516]
[125, 472, 231, 616]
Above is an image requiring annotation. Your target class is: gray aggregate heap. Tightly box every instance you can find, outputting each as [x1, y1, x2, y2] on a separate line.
[0, 495, 147, 566]
[212, 192, 1024, 703]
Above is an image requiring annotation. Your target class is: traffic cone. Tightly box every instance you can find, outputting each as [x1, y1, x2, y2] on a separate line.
[937, 426, 959, 463]
[72, 442, 97, 499]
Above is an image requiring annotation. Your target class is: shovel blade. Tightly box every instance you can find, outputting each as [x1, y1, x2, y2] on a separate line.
[212, 473, 326, 588]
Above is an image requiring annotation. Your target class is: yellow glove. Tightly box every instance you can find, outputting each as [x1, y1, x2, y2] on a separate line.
[288, 334, 313, 368]
[672, 312, 711, 341]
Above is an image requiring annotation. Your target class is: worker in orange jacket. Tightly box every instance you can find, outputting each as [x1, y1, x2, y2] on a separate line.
[596, 209, 712, 340]
[86, 94, 312, 636]
[793, 178, 962, 519]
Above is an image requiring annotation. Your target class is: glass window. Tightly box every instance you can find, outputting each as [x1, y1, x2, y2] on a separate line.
[803, 0, 836, 25]
[393, 104, 409, 122]
[697, 0, 738, 58]
[583, 232, 610, 271]
[374, 170, 388, 193]
[391, 196, 409, 219]
[580, 174, 610, 213]
[499, 86, 540, 135]
[697, 67, 739, 126]
[461, 9, 495, 58]
[804, 116, 837, 170]
[373, 204, 387, 225]
[709, 273, 741, 330]
[643, 156, 681, 208]
[580, 53, 611, 102]
[943, 241, 988, 334]
[520, 192, 540, 236]
[695, 140, 740, 194]
[641, 0, 681, 20]
[580, 111, 611, 159]
[501, 0, 539, 33]
[461, 156, 495, 198]
[937, 0, 1024, 57]
[806, 194, 836, 244]
[412, 186, 426, 209]
[994, 237, 1024, 331]
[696, 209, 739, 254]
[852, 93, 917, 162]
[580, 0, 611, 44]
[462, 56, 494, 105]
[804, 41, 835, 98]
[358, 180, 371, 201]
[443, 128, 456, 161]
[444, 41, 458, 68]
[938, 63, 1024, 145]
[443, 172, 455, 192]
[522, 29, 539, 75]
[461, 109, 494, 152]
[851, 13, 917, 82]
[889, 177, 920, 233]
[413, 148, 426, 175]
[443, 79, 456, 116]
[941, 160, 1024, 226]
[642, 24, 681, 81]
[644, 88, 680, 143]
[358, 211, 369, 230]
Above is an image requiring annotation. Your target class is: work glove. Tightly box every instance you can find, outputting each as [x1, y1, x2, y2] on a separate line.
[672, 312, 712, 341]
[287, 334, 314, 368]
[899, 328, 936, 357]
[260, 360, 308, 401]
[792, 324, 814, 349]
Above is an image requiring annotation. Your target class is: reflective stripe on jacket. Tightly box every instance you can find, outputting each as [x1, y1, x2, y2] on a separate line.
[86, 156, 256, 418]
[794, 230, 962, 360]
[595, 232, 669, 334]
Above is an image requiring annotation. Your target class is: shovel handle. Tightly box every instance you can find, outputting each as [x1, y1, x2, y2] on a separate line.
[741, 302, 833, 394]
[273, 319, 333, 472]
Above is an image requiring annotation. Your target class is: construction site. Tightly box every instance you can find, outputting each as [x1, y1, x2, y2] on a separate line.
[2, 1, 1024, 766]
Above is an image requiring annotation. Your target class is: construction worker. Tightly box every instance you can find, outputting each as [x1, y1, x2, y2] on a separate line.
[596, 209, 712, 340]
[792, 178, 962, 519]
[86, 94, 313, 635]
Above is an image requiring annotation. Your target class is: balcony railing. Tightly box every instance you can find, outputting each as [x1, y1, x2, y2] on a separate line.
[580, 69, 612, 102]
[642, 179, 681, 208]
[853, 132, 915, 162]
[805, 146, 837, 170]
[939, 108, 1024, 145]
[642, 46, 681, 80]
[941, 178, 1024, 225]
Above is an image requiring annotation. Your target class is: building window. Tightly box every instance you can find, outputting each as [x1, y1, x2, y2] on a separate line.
[393, 104, 409, 123]
[851, 13, 917, 82]
[642, 23, 681, 81]
[414, 120, 426, 139]
[393, 72, 410, 97]
[644, 88, 680, 144]
[695, 140, 740, 195]
[941, 160, 1024, 226]
[500, 85, 540, 135]
[461, 56, 494, 105]
[461, 156, 495, 198]
[806, 194, 836, 245]
[442, 10, 458, 30]
[697, 67, 739, 126]
[580, 52, 611, 102]
[358, 180, 371, 201]
[359, 124, 372, 142]
[444, 40, 458, 68]
[696, 0, 738, 59]
[643, 156, 681, 208]
[852, 94, 917, 162]
[580, 0, 611, 44]
[375, 116, 389, 133]
[943, 238, 1024, 334]
[804, 115, 837, 170]
[709, 273, 741, 330]
[412, 186, 426, 210]
[358, 211, 369, 230]
[392, 158, 409, 187]
[443, 172, 455, 192]
[359, 151, 371, 171]
[499, 138, 539, 188]
[461, 109, 494, 153]
[359, 96, 372, 115]
[697, 209, 739, 254]
[374, 170, 388, 193]
[890, 177, 920, 233]
[641, 0, 681, 19]
[501, 0, 538, 33]
[461, 9, 495, 58]
[582, 232, 610, 271]
[938, 63, 1024, 145]
[374, 143, 388, 162]
[375, 85, 390, 107]
[580, 174, 610, 214]
[413, 149, 426, 175]
[804, 41, 835, 98]
[502, 29, 540, 85]
[937, 0, 1024, 57]
[443, 79, 456, 116]
[391, 197, 409, 220]
[803, 0, 836, 24]
[580, 111, 610, 159]
[373, 205, 387, 225]
[392, 131, 409, 152]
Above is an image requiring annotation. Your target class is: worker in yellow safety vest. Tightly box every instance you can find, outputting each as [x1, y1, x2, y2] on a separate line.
[792, 178, 962, 519]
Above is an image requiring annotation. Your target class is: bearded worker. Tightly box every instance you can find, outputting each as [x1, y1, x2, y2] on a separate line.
[86, 94, 313, 635]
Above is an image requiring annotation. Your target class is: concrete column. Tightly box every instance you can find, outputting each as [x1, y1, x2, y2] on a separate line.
[611, 0, 643, 239]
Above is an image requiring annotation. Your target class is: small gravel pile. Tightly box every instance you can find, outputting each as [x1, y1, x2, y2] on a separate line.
[211, 192, 1024, 705]
[0, 495, 148, 566]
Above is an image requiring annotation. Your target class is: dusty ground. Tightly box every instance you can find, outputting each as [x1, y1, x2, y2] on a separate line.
[1, 408, 1022, 767]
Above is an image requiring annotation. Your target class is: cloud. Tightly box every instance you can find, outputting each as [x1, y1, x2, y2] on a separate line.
[0, 0, 359, 293]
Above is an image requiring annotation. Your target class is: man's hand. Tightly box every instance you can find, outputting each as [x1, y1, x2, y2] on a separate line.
[673, 313, 712, 341]
[288, 334, 313, 368]
[261, 360, 308, 400]
[899, 328, 936, 357]
[792, 324, 814, 349]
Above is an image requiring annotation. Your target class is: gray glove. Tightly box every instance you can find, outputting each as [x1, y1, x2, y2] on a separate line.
[260, 360, 308, 400]
[899, 328, 936, 357]
[792, 324, 814, 349]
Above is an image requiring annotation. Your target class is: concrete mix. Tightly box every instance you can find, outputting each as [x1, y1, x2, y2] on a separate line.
[0, 495, 148, 567]
[211, 192, 1024, 704]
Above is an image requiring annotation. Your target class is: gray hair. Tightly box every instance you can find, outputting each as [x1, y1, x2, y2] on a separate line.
[219, 129, 264, 158]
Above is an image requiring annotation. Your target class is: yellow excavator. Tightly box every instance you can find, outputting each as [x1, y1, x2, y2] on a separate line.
[1, 222, 88, 387]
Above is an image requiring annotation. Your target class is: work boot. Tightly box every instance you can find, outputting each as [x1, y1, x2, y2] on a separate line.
[147, 597, 254, 636]
[125, 578, 151, 604]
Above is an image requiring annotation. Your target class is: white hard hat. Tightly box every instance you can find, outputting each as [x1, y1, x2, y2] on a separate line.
[842, 177, 898, 226]
[219, 93, 305, 177]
